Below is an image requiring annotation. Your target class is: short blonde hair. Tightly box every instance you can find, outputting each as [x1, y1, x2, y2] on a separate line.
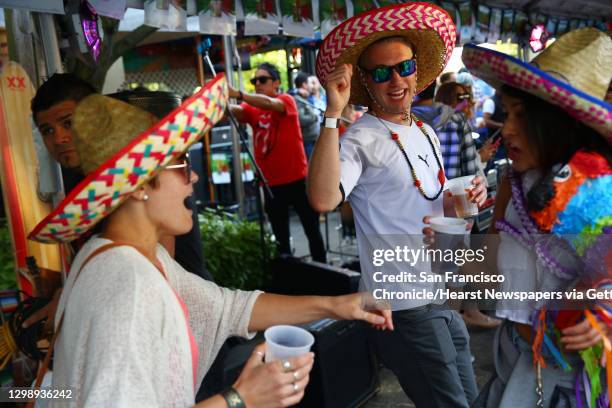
[358, 36, 415, 67]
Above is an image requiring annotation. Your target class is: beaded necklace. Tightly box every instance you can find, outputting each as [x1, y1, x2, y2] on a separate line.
[374, 113, 445, 201]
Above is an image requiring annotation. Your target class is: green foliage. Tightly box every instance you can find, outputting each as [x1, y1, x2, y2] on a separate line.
[0, 219, 17, 290]
[199, 209, 275, 290]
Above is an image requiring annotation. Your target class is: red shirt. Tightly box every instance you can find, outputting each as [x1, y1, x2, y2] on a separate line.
[240, 94, 308, 186]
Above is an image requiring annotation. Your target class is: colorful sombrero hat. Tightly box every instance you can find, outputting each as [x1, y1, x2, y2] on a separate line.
[462, 28, 612, 141]
[29, 74, 228, 243]
[316, 2, 456, 107]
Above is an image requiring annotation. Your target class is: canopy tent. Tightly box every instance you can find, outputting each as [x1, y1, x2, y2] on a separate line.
[1, 1, 610, 41]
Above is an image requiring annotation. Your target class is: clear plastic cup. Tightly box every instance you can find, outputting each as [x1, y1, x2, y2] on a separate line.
[447, 176, 479, 218]
[264, 325, 315, 362]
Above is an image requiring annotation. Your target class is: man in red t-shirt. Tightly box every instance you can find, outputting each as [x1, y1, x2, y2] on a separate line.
[229, 63, 326, 262]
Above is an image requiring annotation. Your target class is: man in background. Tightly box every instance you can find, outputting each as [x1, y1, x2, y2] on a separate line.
[307, 74, 327, 123]
[293, 72, 320, 159]
[229, 63, 326, 263]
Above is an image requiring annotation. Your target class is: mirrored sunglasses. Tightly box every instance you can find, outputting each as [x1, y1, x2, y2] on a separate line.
[360, 59, 416, 83]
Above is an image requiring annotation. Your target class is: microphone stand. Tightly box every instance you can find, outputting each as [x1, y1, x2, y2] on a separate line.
[200, 40, 273, 265]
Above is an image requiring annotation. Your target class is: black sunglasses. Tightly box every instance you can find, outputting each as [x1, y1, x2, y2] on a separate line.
[165, 153, 192, 184]
[250, 76, 275, 85]
[360, 59, 416, 83]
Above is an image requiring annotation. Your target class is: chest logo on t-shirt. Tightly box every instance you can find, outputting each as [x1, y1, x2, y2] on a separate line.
[255, 112, 274, 156]
[418, 154, 429, 167]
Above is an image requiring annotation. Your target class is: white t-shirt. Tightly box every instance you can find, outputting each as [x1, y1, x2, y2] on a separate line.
[482, 98, 495, 115]
[340, 113, 447, 311]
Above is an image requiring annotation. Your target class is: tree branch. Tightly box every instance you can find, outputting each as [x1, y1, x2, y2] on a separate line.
[112, 24, 159, 62]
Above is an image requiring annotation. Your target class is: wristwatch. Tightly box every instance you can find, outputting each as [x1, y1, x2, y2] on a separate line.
[221, 387, 246, 408]
[322, 117, 340, 129]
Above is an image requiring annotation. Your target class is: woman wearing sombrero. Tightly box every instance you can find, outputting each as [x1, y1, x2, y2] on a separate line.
[27, 75, 393, 407]
[461, 28, 612, 407]
[309, 3, 488, 407]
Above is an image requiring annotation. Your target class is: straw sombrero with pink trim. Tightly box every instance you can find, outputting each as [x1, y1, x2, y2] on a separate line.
[29, 74, 228, 243]
[462, 28, 612, 141]
[316, 2, 456, 106]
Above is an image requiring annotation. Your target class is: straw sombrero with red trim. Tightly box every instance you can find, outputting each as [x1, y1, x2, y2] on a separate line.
[316, 2, 456, 106]
[29, 74, 228, 243]
[462, 28, 612, 141]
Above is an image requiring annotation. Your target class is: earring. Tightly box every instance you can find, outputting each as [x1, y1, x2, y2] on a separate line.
[143, 194, 149, 201]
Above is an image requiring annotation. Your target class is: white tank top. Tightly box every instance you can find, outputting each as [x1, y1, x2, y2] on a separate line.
[495, 170, 574, 324]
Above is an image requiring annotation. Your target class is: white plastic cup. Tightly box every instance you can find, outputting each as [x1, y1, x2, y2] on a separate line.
[447, 176, 479, 218]
[428, 217, 468, 277]
[264, 325, 315, 362]
[429, 217, 468, 235]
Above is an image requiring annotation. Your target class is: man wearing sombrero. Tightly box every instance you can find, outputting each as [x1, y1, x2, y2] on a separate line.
[308, 3, 486, 406]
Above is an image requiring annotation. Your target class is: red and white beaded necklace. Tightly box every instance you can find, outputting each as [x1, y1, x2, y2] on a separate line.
[374, 112, 445, 201]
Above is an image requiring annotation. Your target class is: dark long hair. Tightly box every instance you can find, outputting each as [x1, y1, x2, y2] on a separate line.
[435, 82, 473, 118]
[502, 85, 612, 168]
[435, 81, 464, 107]
[501, 85, 612, 211]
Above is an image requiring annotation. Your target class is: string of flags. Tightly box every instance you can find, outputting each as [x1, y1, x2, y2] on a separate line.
[93, 0, 609, 41]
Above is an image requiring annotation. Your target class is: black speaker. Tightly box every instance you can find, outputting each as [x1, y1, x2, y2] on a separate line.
[210, 125, 233, 147]
[220, 259, 376, 407]
[268, 256, 360, 296]
[220, 319, 379, 408]
[187, 142, 207, 207]
[297, 319, 379, 408]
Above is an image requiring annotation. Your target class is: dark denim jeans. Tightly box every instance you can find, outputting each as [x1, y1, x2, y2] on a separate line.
[369, 307, 478, 407]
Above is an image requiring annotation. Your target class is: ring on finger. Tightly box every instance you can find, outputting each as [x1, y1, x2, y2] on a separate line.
[292, 370, 300, 381]
[282, 360, 292, 372]
[293, 382, 299, 393]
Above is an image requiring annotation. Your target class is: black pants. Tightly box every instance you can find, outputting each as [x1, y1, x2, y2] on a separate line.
[369, 308, 478, 407]
[264, 178, 326, 263]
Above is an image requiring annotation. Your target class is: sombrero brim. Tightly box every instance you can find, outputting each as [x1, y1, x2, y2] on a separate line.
[29, 74, 228, 243]
[316, 3, 456, 106]
[462, 44, 612, 142]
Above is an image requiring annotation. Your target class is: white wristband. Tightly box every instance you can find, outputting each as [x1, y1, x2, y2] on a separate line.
[322, 117, 340, 129]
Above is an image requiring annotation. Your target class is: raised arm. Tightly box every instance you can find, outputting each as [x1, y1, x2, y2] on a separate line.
[307, 64, 352, 212]
[228, 85, 286, 113]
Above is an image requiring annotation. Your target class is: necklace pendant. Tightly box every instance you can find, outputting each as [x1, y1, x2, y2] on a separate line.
[438, 168, 445, 185]
[390, 132, 399, 141]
